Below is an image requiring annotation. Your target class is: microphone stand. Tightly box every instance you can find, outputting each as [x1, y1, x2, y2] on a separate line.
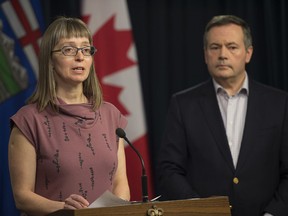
[116, 128, 149, 202]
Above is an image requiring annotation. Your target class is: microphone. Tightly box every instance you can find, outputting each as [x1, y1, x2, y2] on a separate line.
[116, 128, 149, 202]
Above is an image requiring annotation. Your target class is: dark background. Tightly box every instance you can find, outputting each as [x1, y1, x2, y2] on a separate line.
[43, 0, 288, 196]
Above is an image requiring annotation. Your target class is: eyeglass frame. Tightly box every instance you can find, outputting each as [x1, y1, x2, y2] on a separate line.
[51, 46, 97, 56]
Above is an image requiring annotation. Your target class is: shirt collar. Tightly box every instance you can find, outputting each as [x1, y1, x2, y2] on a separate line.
[213, 72, 249, 96]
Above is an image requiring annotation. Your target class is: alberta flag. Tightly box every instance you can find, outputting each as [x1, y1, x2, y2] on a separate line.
[82, 0, 154, 201]
[0, 0, 45, 215]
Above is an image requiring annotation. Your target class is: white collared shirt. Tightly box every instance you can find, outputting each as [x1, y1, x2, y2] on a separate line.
[213, 73, 249, 168]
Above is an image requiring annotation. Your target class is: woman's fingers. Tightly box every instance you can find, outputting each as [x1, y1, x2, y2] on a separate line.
[64, 194, 89, 209]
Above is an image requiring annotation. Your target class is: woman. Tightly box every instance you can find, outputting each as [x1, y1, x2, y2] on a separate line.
[8, 17, 130, 216]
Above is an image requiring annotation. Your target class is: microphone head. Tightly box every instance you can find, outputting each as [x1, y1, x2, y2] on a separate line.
[116, 128, 126, 138]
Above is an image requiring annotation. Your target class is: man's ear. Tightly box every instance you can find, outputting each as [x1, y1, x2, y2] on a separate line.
[245, 46, 253, 63]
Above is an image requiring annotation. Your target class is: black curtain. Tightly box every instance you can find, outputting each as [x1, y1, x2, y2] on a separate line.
[43, 0, 288, 196]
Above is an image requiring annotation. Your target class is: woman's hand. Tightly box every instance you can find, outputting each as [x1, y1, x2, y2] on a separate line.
[64, 194, 89, 209]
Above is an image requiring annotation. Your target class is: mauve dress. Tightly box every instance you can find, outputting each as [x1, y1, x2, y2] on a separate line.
[11, 99, 127, 205]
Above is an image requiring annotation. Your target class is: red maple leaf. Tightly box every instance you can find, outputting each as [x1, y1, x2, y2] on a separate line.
[83, 15, 136, 115]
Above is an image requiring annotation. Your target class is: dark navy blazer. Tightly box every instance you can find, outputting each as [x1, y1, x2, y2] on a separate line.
[158, 79, 288, 216]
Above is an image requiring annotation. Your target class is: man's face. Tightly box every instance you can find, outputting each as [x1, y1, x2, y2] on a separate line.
[204, 24, 253, 85]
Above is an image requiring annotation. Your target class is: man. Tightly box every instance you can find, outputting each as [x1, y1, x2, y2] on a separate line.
[158, 15, 288, 216]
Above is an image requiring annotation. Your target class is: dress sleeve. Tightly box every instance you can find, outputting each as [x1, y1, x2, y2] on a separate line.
[10, 104, 38, 148]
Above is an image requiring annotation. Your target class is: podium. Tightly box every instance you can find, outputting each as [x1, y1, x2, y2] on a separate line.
[48, 196, 231, 216]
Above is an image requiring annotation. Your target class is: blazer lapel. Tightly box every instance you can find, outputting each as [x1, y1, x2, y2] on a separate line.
[236, 81, 262, 171]
[199, 80, 235, 171]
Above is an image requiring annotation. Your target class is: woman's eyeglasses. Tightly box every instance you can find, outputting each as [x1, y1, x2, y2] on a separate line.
[51, 46, 97, 56]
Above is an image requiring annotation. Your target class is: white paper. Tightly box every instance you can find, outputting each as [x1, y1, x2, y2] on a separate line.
[88, 190, 131, 208]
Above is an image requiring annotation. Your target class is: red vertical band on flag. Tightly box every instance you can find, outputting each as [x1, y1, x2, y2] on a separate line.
[125, 134, 154, 201]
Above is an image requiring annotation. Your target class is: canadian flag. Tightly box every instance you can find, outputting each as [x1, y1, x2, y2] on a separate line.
[82, 0, 154, 201]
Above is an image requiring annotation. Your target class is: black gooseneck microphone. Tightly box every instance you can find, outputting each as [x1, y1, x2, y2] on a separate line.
[115, 128, 149, 202]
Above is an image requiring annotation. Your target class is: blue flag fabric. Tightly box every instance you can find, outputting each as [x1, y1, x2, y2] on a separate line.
[0, 0, 45, 215]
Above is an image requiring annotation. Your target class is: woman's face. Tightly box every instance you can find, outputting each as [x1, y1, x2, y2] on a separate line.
[51, 37, 93, 87]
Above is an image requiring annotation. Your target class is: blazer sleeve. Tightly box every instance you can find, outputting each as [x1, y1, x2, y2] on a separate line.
[157, 94, 199, 200]
[264, 94, 288, 216]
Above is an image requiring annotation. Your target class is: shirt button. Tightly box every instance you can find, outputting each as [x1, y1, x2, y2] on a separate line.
[233, 177, 239, 184]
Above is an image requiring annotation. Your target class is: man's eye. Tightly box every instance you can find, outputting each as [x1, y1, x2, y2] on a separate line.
[210, 46, 219, 50]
